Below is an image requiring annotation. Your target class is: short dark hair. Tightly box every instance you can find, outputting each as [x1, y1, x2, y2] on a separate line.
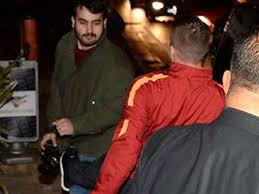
[230, 27, 259, 91]
[170, 15, 210, 64]
[73, 0, 107, 17]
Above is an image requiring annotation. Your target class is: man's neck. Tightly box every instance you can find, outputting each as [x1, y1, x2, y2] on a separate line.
[173, 59, 203, 69]
[226, 88, 259, 117]
[173, 53, 203, 69]
[77, 42, 96, 51]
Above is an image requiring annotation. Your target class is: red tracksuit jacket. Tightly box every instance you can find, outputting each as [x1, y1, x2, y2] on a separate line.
[91, 63, 225, 194]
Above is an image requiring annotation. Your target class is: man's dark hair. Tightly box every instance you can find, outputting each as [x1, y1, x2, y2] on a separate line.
[230, 27, 259, 91]
[73, 0, 107, 17]
[170, 15, 210, 64]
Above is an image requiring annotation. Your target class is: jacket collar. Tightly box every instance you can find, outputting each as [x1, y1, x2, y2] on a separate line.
[215, 108, 259, 136]
[168, 63, 212, 80]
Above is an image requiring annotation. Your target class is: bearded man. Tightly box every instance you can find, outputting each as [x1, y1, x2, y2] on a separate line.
[40, 1, 135, 193]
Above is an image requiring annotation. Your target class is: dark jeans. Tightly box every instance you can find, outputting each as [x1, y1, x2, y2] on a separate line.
[69, 154, 96, 194]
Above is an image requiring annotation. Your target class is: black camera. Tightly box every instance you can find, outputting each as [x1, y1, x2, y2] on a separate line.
[38, 140, 60, 175]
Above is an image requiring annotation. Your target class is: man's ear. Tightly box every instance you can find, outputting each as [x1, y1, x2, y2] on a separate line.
[71, 16, 75, 29]
[222, 70, 232, 95]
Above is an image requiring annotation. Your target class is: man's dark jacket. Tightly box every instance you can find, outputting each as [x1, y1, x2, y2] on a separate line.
[47, 31, 135, 156]
[130, 108, 259, 194]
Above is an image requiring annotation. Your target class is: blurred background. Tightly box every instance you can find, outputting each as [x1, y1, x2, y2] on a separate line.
[0, 0, 237, 69]
[0, 0, 259, 193]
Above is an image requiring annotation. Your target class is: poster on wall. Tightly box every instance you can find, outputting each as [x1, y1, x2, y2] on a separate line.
[0, 60, 39, 143]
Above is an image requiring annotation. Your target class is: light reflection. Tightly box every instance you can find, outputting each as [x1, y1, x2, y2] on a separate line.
[155, 16, 174, 22]
[152, 1, 164, 10]
[197, 16, 214, 31]
[131, 8, 147, 23]
[236, 0, 247, 3]
[167, 5, 177, 15]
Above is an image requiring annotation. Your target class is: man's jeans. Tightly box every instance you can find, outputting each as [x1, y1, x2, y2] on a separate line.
[69, 176, 133, 194]
[69, 154, 132, 194]
[69, 154, 96, 194]
[70, 185, 91, 194]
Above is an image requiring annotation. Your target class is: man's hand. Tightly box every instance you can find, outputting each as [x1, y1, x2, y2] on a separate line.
[40, 133, 57, 150]
[53, 118, 75, 136]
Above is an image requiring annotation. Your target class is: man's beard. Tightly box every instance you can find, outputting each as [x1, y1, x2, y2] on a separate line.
[75, 29, 99, 47]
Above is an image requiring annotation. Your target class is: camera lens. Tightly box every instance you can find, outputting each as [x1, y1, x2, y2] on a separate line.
[49, 157, 59, 167]
[38, 140, 60, 175]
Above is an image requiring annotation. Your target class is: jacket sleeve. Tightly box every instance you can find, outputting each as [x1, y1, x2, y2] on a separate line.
[90, 81, 150, 194]
[46, 41, 64, 127]
[71, 62, 135, 136]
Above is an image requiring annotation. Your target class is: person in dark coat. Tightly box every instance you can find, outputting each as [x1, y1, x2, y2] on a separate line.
[129, 27, 259, 194]
[39, 0, 135, 193]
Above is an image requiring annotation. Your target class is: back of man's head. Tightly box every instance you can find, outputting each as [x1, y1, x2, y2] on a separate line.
[170, 15, 210, 64]
[73, 0, 107, 17]
[230, 28, 259, 92]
